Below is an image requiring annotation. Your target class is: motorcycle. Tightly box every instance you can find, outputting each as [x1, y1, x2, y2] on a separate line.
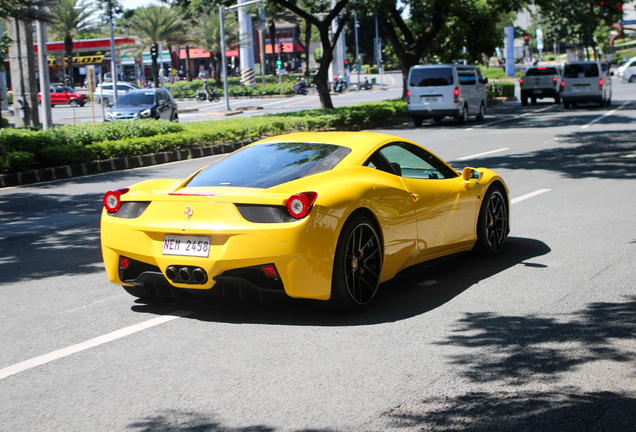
[196, 89, 221, 103]
[355, 81, 373, 91]
[333, 79, 347, 93]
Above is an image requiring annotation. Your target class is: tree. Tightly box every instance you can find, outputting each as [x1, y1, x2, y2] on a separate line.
[192, 9, 239, 87]
[122, 5, 188, 87]
[48, 0, 97, 88]
[268, 0, 350, 109]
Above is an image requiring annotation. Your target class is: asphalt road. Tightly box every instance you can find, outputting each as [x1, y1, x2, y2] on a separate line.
[1, 77, 635, 431]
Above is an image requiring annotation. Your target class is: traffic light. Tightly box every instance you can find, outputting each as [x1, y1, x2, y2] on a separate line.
[524, 35, 529, 46]
[150, 43, 158, 58]
[344, 59, 349, 66]
[276, 59, 282, 69]
[279, 43, 285, 53]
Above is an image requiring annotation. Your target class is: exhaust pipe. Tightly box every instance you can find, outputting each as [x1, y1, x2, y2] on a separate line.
[192, 268, 208, 284]
[166, 266, 177, 281]
[178, 267, 192, 283]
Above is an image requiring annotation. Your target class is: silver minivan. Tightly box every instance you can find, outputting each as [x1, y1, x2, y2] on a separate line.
[561, 61, 612, 108]
[617, 56, 636, 82]
[407, 64, 488, 126]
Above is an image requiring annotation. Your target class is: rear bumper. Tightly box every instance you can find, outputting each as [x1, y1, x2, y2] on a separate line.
[521, 89, 558, 98]
[408, 106, 460, 119]
[561, 93, 603, 103]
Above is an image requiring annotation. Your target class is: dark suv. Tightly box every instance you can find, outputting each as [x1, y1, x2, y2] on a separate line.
[105, 88, 178, 122]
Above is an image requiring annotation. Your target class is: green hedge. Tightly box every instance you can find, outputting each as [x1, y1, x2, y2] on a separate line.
[165, 76, 306, 98]
[0, 99, 407, 173]
[487, 81, 516, 99]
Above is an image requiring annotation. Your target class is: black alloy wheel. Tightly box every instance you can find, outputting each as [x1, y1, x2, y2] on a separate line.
[474, 187, 508, 256]
[330, 216, 383, 311]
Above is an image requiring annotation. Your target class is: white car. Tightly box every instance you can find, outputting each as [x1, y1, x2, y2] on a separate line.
[406, 64, 488, 126]
[94, 82, 140, 106]
[617, 56, 636, 82]
[560, 61, 612, 108]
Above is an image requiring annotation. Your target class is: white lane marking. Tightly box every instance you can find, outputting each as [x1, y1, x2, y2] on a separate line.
[0, 310, 192, 380]
[511, 189, 551, 204]
[466, 105, 555, 130]
[457, 148, 509, 161]
[581, 100, 631, 129]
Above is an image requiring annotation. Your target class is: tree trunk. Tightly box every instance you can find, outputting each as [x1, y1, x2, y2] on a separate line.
[304, 18, 311, 77]
[185, 45, 192, 81]
[65, 34, 74, 87]
[152, 56, 159, 88]
[214, 52, 222, 88]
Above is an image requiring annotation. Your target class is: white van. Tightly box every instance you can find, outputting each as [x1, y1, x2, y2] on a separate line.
[406, 64, 488, 126]
[617, 56, 636, 82]
[560, 61, 612, 108]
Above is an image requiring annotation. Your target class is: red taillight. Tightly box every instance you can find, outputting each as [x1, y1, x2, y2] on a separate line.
[406, 89, 410, 104]
[103, 188, 129, 213]
[599, 78, 603, 90]
[538, 67, 547, 70]
[552, 76, 557, 82]
[453, 87, 459, 103]
[119, 256, 131, 269]
[261, 264, 279, 278]
[286, 191, 318, 219]
[519, 78, 523, 87]
[560, 80, 565, 88]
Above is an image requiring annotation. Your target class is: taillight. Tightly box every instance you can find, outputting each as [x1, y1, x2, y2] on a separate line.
[103, 188, 129, 213]
[286, 192, 318, 219]
[119, 256, 131, 269]
[599, 78, 603, 90]
[552, 76, 557, 82]
[454, 87, 459, 103]
[519, 77, 524, 87]
[560, 80, 565, 88]
[261, 264, 279, 278]
[406, 89, 410, 104]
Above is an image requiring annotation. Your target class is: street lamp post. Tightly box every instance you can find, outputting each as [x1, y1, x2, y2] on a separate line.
[109, 4, 118, 104]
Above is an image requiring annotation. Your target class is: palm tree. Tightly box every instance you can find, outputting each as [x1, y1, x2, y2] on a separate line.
[192, 10, 239, 88]
[48, 0, 96, 88]
[124, 5, 188, 87]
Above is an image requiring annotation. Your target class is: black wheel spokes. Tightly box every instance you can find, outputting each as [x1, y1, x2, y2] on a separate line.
[486, 193, 507, 251]
[344, 224, 382, 304]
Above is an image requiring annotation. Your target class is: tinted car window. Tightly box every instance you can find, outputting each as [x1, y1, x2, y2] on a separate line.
[409, 67, 454, 87]
[526, 67, 559, 76]
[187, 142, 351, 189]
[365, 142, 457, 179]
[564, 63, 599, 78]
[116, 92, 156, 106]
[457, 69, 476, 85]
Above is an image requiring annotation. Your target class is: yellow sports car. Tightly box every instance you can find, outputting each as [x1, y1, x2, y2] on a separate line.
[101, 131, 509, 311]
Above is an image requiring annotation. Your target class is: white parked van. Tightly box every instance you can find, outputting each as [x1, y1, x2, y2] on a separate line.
[560, 61, 612, 108]
[617, 56, 636, 82]
[406, 64, 488, 126]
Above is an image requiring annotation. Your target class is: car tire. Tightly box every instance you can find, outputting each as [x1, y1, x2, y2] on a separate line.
[629, 76, 636, 83]
[600, 98, 605, 107]
[171, 113, 179, 122]
[456, 104, 468, 124]
[521, 97, 528, 106]
[554, 95, 561, 104]
[102, 98, 109, 106]
[473, 186, 508, 256]
[413, 117, 423, 127]
[329, 215, 383, 312]
[69, 100, 78, 107]
[476, 103, 485, 121]
[531, 97, 537, 104]
[563, 101, 570, 109]
[433, 117, 443, 124]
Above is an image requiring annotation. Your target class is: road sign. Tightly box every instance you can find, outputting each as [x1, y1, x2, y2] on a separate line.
[621, 20, 636, 25]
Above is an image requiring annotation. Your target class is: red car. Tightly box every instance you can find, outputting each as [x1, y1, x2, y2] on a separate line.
[38, 86, 87, 107]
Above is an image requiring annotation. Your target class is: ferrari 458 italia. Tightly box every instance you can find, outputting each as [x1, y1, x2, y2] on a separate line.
[101, 132, 510, 311]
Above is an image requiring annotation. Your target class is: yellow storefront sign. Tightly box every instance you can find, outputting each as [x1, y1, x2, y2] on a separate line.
[48, 55, 105, 67]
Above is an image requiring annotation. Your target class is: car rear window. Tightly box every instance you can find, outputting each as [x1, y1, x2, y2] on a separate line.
[409, 67, 454, 87]
[116, 92, 156, 106]
[526, 67, 559, 76]
[564, 63, 599, 78]
[186, 142, 352, 189]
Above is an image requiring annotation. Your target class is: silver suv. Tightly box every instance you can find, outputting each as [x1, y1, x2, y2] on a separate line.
[561, 61, 612, 108]
[407, 64, 488, 126]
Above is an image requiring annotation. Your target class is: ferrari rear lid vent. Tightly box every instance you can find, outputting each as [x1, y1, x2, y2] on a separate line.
[286, 192, 318, 219]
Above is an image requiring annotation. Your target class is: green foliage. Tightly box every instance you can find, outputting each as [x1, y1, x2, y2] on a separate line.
[491, 81, 516, 98]
[482, 67, 523, 79]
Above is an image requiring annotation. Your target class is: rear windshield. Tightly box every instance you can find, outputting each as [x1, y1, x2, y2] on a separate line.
[409, 67, 454, 87]
[116, 92, 156, 106]
[564, 63, 599, 78]
[186, 142, 351, 189]
[527, 67, 559, 76]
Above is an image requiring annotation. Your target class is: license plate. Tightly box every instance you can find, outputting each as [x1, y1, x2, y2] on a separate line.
[533, 90, 543, 94]
[424, 97, 438, 103]
[573, 86, 589, 93]
[162, 235, 211, 257]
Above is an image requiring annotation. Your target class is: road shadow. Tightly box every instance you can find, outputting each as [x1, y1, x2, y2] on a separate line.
[434, 295, 636, 385]
[127, 409, 333, 432]
[384, 390, 636, 431]
[131, 236, 551, 326]
[448, 130, 636, 180]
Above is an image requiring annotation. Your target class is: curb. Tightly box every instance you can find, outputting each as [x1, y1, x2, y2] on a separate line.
[0, 118, 411, 188]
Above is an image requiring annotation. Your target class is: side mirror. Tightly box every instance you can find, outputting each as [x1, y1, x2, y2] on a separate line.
[462, 167, 483, 182]
[480, 77, 489, 84]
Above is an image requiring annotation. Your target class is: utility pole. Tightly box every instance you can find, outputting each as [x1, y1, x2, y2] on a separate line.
[36, 10, 52, 130]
